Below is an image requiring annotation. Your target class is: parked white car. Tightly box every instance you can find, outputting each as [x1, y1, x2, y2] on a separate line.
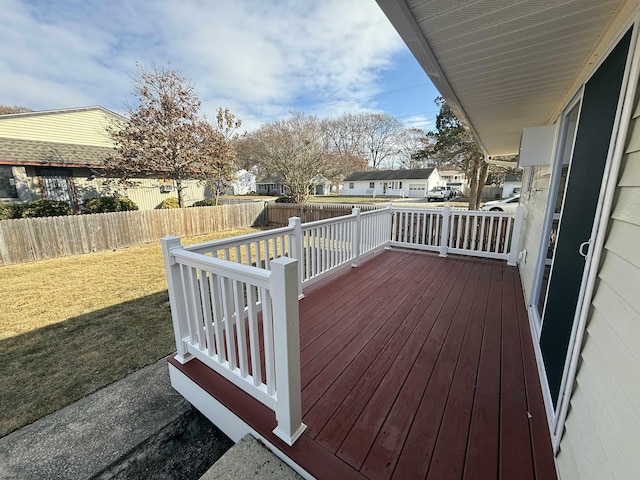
[426, 186, 454, 201]
[480, 194, 521, 212]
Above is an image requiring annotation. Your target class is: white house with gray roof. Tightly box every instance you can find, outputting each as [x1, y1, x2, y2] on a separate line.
[341, 168, 441, 197]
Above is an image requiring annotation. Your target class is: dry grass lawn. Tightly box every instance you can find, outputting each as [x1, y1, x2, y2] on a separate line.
[0, 227, 261, 437]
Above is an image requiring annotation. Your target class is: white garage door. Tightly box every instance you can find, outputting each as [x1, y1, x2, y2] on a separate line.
[408, 184, 426, 197]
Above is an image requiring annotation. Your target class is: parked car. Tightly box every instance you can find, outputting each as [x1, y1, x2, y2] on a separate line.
[426, 186, 454, 201]
[480, 194, 521, 212]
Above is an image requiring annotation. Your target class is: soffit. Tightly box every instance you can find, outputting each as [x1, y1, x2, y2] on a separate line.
[378, 0, 629, 155]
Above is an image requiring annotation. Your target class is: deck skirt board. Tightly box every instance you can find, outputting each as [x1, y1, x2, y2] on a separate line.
[169, 249, 557, 479]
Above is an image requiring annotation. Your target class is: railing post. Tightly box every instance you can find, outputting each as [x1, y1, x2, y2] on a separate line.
[507, 205, 525, 266]
[161, 236, 192, 364]
[288, 216, 304, 298]
[440, 205, 451, 257]
[352, 207, 361, 267]
[385, 203, 393, 249]
[270, 257, 307, 446]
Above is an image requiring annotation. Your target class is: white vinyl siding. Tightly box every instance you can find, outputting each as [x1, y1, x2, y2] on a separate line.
[556, 84, 640, 479]
[518, 164, 552, 302]
[0, 108, 118, 147]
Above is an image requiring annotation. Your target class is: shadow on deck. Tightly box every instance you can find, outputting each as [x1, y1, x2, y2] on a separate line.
[169, 249, 556, 479]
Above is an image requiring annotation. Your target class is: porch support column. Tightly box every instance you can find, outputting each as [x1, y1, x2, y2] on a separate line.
[507, 205, 525, 266]
[288, 216, 304, 298]
[440, 205, 451, 257]
[161, 236, 192, 364]
[270, 257, 307, 446]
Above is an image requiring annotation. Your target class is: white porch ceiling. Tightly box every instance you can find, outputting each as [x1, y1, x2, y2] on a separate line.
[376, 0, 630, 155]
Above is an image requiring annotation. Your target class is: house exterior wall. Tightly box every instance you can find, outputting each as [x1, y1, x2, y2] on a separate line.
[519, 165, 553, 303]
[342, 171, 441, 197]
[555, 77, 640, 480]
[0, 108, 118, 147]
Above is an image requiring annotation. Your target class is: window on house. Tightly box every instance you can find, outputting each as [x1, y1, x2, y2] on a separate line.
[399, 181, 402, 188]
[0, 166, 18, 198]
[349, 182, 354, 189]
[369, 182, 375, 188]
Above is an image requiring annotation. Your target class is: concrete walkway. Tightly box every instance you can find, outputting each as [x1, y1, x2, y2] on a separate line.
[0, 358, 228, 479]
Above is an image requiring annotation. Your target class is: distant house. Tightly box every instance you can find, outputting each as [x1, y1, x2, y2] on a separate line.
[256, 174, 286, 196]
[229, 169, 256, 195]
[256, 174, 332, 196]
[341, 168, 441, 197]
[502, 174, 522, 198]
[0, 106, 209, 211]
[438, 169, 468, 192]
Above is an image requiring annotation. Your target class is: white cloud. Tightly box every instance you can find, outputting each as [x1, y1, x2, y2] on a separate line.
[0, 0, 406, 129]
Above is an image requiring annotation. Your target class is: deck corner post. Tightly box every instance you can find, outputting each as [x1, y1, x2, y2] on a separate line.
[440, 205, 451, 257]
[160, 236, 192, 363]
[288, 216, 304, 298]
[507, 205, 525, 266]
[270, 257, 307, 446]
[386, 203, 394, 248]
[352, 207, 362, 267]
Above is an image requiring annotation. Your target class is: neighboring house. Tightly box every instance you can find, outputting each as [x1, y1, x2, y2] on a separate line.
[256, 174, 287, 196]
[0, 106, 208, 210]
[502, 174, 522, 198]
[229, 169, 256, 195]
[378, 1, 640, 478]
[256, 174, 332, 196]
[341, 168, 441, 197]
[438, 169, 468, 192]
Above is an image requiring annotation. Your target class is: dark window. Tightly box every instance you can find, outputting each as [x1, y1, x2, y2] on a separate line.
[0, 166, 18, 198]
[369, 182, 375, 188]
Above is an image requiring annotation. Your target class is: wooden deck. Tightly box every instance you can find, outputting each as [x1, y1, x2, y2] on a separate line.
[169, 249, 557, 479]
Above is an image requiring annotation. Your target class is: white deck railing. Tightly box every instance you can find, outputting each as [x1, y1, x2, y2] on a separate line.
[161, 237, 306, 446]
[161, 204, 524, 446]
[390, 205, 524, 264]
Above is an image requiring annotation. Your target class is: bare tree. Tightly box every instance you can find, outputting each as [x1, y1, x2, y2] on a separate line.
[0, 105, 33, 115]
[106, 64, 238, 207]
[253, 112, 328, 203]
[360, 113, 405, 169]
[395, 127, 427, 169]
[205, 108, 242, 204]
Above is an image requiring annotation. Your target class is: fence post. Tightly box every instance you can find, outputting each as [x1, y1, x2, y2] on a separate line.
[440, 205, 451, 258]
[270, 257, 307, 446]
[352, 207, 362, 267]
[161, 236, 192, 364]
[288, 216, 304, 298]
[507, 205, 525, 266]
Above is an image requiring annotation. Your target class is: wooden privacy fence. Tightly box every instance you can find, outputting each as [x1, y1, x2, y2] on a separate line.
[266, 202, 381, 226]
[0, 202, 266, 265]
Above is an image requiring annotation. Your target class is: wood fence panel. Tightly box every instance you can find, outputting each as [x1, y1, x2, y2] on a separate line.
[266, 203, 380, 226]
[0, 202, 266, 265]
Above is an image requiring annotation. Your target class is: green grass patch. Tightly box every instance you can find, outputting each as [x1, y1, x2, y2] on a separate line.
[0, 227, 261, 437]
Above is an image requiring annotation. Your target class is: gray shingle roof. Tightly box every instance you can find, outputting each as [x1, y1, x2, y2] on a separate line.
[343, 168, 435, 181]
[0, 138, 113, 167]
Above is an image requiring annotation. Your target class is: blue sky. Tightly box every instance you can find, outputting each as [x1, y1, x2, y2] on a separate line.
[0, 0, 441, 132]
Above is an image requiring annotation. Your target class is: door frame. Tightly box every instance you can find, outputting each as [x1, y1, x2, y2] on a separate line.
[524, 18, 640, 451]
[551, 17, 640, 451]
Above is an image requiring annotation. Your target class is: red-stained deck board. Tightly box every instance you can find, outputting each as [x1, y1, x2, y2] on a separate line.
[515, 271, 558, 480]
[309, 254, 451, 443]
[500, 267, 535, 480]
[424, 262, 493, 480]
[389, 261, 486, 480]
[169, 249, 556, 480]
[462, 263, 503, 480]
